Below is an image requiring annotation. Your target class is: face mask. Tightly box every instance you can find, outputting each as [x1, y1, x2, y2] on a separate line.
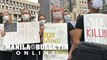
[64, 15, 71, 22]
[52, 11, 63, 20]
[3, 15, 9, 22]
[91, 0, 103, 9]
[39, 20, 46, 26]
[22, 14, 30, 21]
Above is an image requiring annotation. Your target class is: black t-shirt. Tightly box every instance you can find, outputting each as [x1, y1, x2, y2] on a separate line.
[67, 23, 74, 51]
[75, 15, 84, 41]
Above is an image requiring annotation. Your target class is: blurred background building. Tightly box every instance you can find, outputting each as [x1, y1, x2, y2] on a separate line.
[1, 0, 106, 22]
[0, 0, 40, 22]
[38, 0, 71, 22]
[39, 0, 89, 22]
[102, 0, 107, 13]
[71, 0, 89, 21]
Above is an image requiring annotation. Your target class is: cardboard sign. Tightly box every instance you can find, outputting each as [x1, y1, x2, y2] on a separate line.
[3, 22, 40, 45]
[84, 14, 107, 44]
[0, 24, 5, 50]
[43, 23, 68, 60]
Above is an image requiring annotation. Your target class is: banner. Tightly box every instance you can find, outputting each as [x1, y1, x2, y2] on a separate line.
[84, 14, 107, 44]
[3, 22, 40, 45]
[43, 23, 68, 60]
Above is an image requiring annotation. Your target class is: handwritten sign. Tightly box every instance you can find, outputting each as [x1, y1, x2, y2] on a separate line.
[3, 22, 40, 45]
[0, 24, 5, 50]
[84, 14, 107, 44]
[43, 23, 68, 60]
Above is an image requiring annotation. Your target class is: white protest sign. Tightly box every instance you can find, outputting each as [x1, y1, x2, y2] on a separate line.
[43, 23, 68, 60]
[3, 22, 40, 45]
[0, 24, 5, 50]
[84, 14, 107, 44]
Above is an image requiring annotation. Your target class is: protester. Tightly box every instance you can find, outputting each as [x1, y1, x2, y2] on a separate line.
[68, 0, 103, 60]
[12, 8, 38, 60]
[37, 15, 46, 60]
[63, 10, 76, 27]
[63, 10, 72, 23]
[4, 11, 17, 32]
[0, 11, 13, 60]
[38, 15, 46, 42]
[38, 15, 46, 26]
[51, 6, 74, 52]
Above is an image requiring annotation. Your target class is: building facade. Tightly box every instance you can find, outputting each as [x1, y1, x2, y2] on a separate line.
[71, 0, 89, 20]
[102, 0, 107, 13]
[39, 0, 70, 22]
[0, 0, 40, 22]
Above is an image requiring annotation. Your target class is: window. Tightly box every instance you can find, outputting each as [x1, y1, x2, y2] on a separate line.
[26, 4, 28, 8]
[6, 6, 8, 9]
[28, 5, 30, 8]
[34, 6, 36, 9]
[10, 1, 12, 5]
[6, 0, 8, 4]
[31, 11, 33, 14]
[13, 7, 15, 11]
[23, 3, 25, 7]
[32, 6, 34, 9]
[2, 5, 4, 9]
[32, 5, 33, 9]
[34, 11, 35, 15]
[37, 6, 39, 10]
[17, 2, 19, 6]
[9, 7, 12, 10]
[16, 8, 18, 12]
[20, 8, 21, 12]
[13, 1, 15, 5]
[20, 3, 22, 7]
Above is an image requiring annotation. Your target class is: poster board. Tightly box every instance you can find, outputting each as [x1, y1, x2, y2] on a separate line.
[0, 24, 5, 50]
[84, 14, 107, 44]
[43, 23, 68, 60]
[3, 22, 40, 45]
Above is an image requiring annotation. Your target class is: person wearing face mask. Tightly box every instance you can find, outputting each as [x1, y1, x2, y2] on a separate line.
[21, 8, 31, 22]
[12, 8, 38, 60]
[38, 15, 46, 40]
[68, 0, 103, 60]
[63, 10, 72, 23]
[36, 15, 46, 60]
[0, 11, 15, 60]
[3, 11, 17, 32]
[51, 5, 75, 57]
[63, 10, 76, 27]
[38, 15, 46, 26]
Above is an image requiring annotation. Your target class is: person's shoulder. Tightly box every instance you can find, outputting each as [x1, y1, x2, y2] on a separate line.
[67, 22, 74, 30]
[78, 15, 84, 19]
[77, 15, 84, 22]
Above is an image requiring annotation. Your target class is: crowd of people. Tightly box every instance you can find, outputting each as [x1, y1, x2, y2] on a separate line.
[0, 0, 103, 60]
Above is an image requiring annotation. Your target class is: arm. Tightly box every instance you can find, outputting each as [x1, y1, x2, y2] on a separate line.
[68, 15, 83, 60]
[68, 29, 82, 60]
[70, 29, 82, 54]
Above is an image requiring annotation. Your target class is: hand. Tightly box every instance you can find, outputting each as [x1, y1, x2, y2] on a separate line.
[39, 26, 45, 43]
[1, 30, 6, 37]
[68, 52, 72, 60]
[39, 26, 44, 36]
